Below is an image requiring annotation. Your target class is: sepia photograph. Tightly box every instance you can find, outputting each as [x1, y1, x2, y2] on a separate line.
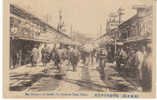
[3, 0, 156, 98]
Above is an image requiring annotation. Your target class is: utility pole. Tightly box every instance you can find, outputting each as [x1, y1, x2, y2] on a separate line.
[113, 8, 124, 57]
[97, 24, 102, 38]
[97, 27, 99, 38]
[106, 19, 110, 34]
[46, 14, 51, 24]
[70, 24, 73, 40]
[45, 14, 50, 33]
[108, 12, 118, 56]
[108, 8, 124, 58]
[115, 8, 124, 56]
[57, 10, 65, 32]
[100, 24, 102, 36]
[46, 14, 49, 24]
[59, 10, 62, 29]
[117, 7, 125, 24]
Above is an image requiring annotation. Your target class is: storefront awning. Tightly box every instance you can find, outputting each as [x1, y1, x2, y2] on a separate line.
[123, 36, 151, 44]
[10, 35, 51, 43]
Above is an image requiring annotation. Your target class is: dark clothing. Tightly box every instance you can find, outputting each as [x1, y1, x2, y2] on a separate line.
[69, 49, 79, 71]
[80, 50, 89, 64]
[141, 53, 152, 91]
[98, 48, 108, 80]
[96, 51, 100, 63]
[117, 50, 128, 69]
[51, 49, 61, 71]
[90, 49, 96, 64]
[51, 49, 60, 64]
[41, 48, 50, 65]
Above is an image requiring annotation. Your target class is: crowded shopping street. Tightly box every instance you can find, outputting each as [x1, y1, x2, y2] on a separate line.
[9, 3, 153, 93]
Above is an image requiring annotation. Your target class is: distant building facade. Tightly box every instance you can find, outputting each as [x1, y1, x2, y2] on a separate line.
[119, 6, 152, 42]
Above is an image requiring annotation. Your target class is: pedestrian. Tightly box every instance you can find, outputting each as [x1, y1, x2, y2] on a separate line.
[61, 47, 68, 62]
[135, 46, 146, 91]
[90, 49, 96, 64]
[119, 48, 128, 68]
[69, 47, 79, 72]
[80, 49, 86, 64]
[107, 46, 113, 63]
[51, 46, 61, 73]
[41, 44, 50, 67]
[99, 47, 108, 80]
[127, 49, 136, 69]
[16, 50, 22, 66]
[141, 44, 152, 91]
[96, 49, 100, 64]
[31, 45, 39, 67]
[65, 46, 71, 66]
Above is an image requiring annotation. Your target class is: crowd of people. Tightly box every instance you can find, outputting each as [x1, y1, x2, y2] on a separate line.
[115, 43, 152, 92]
[30, 43, 108, 73]
[30, 42, 152, 92]
[31, 43, 82, 72]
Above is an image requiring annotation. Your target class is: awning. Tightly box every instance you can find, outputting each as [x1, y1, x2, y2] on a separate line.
[96, 36, 114, 46]
[10, 35, 50, 43]
[123, 36, 151, 44]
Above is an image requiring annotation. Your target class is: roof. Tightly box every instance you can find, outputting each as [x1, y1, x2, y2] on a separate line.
[119, 6, 152, 29]
[119, 15, 137, 29]
[10, 4, 71, 39]
[96, 33, 108, 40]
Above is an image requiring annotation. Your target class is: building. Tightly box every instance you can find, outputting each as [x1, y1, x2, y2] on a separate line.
[97, 5, 152, 58]
[118, 5, 152, 44]
[10, 4, 72, 68]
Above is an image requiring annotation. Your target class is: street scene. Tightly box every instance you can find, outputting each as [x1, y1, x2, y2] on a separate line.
[9, 0, 153, 93]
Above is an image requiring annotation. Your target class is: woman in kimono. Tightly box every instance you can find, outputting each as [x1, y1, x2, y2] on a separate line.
[31, 45, 39, 67]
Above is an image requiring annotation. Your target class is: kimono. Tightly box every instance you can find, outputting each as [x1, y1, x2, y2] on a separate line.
[31, 47, 39, 66]
[51, 49, 61, 71]
[135, 50, 145, 87]
[141, 52, 152, 91]
[69, 49, 79, 71]
[41, 47, 50, 65]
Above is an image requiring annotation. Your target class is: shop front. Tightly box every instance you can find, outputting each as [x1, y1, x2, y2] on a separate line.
[10, 37, 41, 69]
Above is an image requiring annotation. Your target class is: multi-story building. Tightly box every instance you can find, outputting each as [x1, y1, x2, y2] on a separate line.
[10, 4, 72, 68]
[118, 5, 152, 43]
[97, 5, 152, 57]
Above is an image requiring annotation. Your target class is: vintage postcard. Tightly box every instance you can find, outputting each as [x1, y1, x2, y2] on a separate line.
[3, 0, 156, 98]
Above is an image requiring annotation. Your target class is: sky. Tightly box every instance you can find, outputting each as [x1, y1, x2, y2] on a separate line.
[10, 0, 152, 38]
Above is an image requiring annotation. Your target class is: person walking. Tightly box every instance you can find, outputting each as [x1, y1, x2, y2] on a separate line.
[51, 46, 61, 73]
[69, 47, 79, 72]
[90, 49, 96, 64]
[119, 48, 128, 67]
[31, 45, 39, 67]
[99, 47, 108, 80]
[96, 49, 100, 64]
[41, 44, 50, 67]
[80, 49, 86, 65]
